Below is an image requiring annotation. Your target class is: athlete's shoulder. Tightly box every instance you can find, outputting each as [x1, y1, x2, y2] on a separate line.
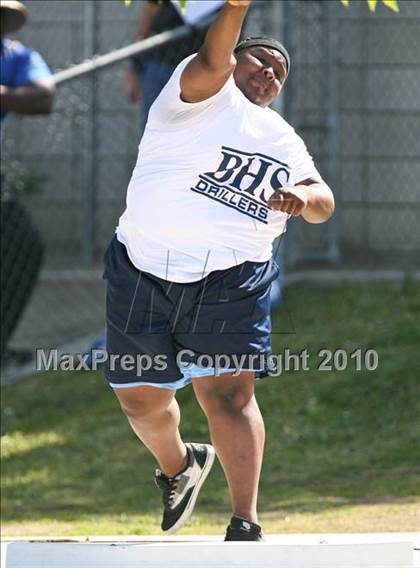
[266, 107, 295, 132]
[257, 107, 301, 145]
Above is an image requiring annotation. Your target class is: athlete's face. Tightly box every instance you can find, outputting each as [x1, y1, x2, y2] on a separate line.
[233, 47, 287, 108]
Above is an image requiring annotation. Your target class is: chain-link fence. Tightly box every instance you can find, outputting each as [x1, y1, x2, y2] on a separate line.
[1, 0, 213, 364]
[283, 0, 420, 267]
[1, 0, 419, 374]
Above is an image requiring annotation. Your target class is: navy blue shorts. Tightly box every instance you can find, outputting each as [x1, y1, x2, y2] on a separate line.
[103, 237, 279, 390]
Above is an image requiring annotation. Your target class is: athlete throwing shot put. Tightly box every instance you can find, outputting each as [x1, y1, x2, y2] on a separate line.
[103, 0, 334, 540]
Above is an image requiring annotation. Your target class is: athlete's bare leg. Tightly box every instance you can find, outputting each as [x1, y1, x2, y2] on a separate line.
[192, 372, 264, 523]
[113, 386, 188, 477]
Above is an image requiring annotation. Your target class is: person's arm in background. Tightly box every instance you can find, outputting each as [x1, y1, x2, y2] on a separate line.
[0, 79, 54, 114]
[180, 0, 251, 103]
[1, 45, 54, 115]
[123, 1, 161, 102]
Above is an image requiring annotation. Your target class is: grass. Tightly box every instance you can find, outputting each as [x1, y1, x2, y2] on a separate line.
[1, 282, 420, 537]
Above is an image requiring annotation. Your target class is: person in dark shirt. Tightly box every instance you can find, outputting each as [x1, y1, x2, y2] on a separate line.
[123, 0, 220, 120]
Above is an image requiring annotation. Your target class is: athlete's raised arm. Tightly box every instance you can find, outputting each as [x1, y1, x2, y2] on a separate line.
[180, 0, 251, 104]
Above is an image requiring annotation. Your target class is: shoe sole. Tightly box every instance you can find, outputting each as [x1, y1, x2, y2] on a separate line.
[164, 444, 215, 535]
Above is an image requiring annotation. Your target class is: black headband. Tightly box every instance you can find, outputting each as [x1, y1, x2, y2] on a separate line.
[234, 36, 291, 78]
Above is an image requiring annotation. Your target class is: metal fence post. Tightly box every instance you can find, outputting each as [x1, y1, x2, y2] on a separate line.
[268, 0, 284, 117]
[325, 2, 341, 263]
[266, 0, 286, 268]
[281, 0, 299, 267]
[82, 0, 97, 266]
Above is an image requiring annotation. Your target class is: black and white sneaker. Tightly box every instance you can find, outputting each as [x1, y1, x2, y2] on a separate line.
[154, 442, 215, 534]
[224, 515, 264, 541]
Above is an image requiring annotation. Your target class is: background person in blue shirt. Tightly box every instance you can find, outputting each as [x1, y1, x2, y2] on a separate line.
[1, 0, 54, 124]
[1, 0, 54, 366]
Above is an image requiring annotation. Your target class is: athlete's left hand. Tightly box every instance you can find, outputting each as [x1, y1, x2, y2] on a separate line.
[267, 186, 309, 216]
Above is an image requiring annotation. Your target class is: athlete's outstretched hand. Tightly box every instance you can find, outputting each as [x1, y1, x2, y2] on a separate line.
[267, 187, 309, 217]
[226, 0, 252, 7]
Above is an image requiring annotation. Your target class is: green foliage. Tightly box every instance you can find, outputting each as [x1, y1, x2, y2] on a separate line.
[1, 283, 419, 535]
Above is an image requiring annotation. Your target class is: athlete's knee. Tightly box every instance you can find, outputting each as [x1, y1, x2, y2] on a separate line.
[199, 382, 255, 415]
[119, 399, 159, 420]
[114, 386, 174, 420]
